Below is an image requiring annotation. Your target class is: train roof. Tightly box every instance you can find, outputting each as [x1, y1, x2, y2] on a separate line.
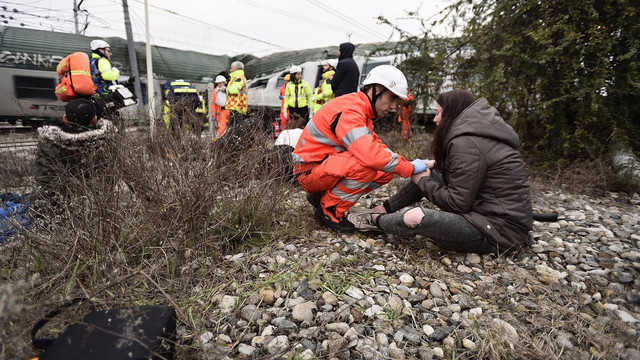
[244, 42, 397, 79]
[0, 26, 230, 82]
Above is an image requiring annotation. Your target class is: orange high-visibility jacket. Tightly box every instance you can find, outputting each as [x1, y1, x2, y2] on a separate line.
[293, 92, 413, 178]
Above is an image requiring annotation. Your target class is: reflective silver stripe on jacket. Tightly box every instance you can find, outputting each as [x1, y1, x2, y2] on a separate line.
[331, 178, 370, 202]
[381, 148, 399, 172]
[342, 126, 370, 148]
[306, 120, 344, 152]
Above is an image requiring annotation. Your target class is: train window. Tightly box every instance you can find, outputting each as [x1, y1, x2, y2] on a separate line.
[360, 61, 391, 85]
[249, 78, 269, 89]
[14, 76, 57, 99]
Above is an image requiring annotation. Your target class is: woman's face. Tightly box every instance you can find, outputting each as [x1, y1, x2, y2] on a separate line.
[434, 103, 443, 126]
[295, 72, 302, 80]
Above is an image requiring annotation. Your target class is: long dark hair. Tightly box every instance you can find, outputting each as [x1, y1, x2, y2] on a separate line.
[430, 89, 476, 170]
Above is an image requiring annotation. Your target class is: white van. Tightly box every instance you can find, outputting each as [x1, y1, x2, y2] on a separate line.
[247, 55, 397, 109]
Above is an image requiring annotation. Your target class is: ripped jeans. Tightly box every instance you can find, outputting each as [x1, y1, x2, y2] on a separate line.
[376, 207, 497, 254]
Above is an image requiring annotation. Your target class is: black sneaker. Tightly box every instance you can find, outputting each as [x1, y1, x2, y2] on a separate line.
[306, 192, 324, 207]
[314, 206, 355, 233]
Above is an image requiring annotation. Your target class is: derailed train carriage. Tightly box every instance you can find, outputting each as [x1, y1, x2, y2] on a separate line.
[0, 26, 230, 126]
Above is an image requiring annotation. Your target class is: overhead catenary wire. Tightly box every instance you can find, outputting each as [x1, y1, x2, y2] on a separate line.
[235, 0, 384, 43]
[304, 0, 390, 41]
[128, 0, 289, 50]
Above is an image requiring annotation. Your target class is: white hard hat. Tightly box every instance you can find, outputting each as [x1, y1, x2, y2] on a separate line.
[90, 39, 110, 51]
[214, 75, 227, 84]
[326, 59, 338, 69]
[289, 65, 302, 74]
[362, 65, 409, 100]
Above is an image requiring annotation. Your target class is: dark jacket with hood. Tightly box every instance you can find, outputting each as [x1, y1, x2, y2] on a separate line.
[331, 42, 360, 97]
[386, 98, 533, 251]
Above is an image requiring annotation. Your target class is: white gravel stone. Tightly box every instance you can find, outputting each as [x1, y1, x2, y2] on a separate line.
[399, 273, 415, 287]
[423, 324, 435, 336]
[462, 338, 477, 350]
[199, 331, 214, 344]
[346, 285, 365, 299]
[267, 335, 289, 355]
[292, 301, 316, 322]
[219, 295, 238, 314]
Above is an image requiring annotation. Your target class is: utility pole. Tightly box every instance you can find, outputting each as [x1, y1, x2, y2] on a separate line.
[121, 0, 144, 121]
[144, 0, 156, 136]
[347, 32, 352, 42]
[73, 0, 80, 34]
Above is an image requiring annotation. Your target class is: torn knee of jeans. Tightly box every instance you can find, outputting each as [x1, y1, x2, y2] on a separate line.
[403, 207, 424, 228]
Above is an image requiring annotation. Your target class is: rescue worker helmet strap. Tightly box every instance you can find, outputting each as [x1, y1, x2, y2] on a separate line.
[361, 65, 409, 100]
[90, 40, 111, 51]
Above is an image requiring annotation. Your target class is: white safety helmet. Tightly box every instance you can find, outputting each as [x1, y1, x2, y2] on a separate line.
[289, 65, 302, 74]
[90, 39, 110, 51]
[214, 75, 227, 84]
[361, 65, 409, 100]
[326, 59, 338, 69]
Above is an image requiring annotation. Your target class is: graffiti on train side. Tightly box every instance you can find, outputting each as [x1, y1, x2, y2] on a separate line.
[0, 51, 64, 69]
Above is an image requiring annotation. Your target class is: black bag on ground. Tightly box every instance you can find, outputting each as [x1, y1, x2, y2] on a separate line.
[32, 300, 177, 360]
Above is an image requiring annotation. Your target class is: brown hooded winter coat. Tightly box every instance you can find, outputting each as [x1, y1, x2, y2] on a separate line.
[387, 98, 533, 251]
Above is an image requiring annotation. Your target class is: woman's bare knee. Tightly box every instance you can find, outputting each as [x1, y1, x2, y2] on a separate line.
[403, 208, 424, 228]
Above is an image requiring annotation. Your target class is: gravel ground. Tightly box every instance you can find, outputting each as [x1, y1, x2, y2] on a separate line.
[194, 178, 640, 360]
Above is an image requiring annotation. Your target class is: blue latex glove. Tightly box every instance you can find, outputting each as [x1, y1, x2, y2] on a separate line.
[411, 159, 429, 174]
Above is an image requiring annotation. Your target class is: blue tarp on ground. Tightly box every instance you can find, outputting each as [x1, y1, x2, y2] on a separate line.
[0, 193, 31, 242]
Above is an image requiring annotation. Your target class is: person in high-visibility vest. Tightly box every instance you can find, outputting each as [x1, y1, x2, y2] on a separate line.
[279, 74, 290, 130]
[310, 59, 337, 117]
[225, 61, 248, 115]
[283, 65, 312, 125]
[210, 75, 230, 138]
[162, 80, 199, 134]
[89, 39, 120, 119]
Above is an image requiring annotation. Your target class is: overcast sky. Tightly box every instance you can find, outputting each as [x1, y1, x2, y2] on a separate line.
[4, 0, 451, 56]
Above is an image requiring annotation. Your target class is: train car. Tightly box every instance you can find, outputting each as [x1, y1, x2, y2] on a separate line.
[247, 54, 397, 110]
[0, 26, 229, 126]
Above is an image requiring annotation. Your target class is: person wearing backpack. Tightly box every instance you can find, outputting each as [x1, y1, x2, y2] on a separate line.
[162, 80, 200, 136]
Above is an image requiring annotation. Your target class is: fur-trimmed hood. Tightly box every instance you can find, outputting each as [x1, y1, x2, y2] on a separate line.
[37, 119, 115, 151]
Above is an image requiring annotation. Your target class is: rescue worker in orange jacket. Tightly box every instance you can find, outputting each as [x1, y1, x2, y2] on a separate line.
[279, 74, 290, 130]
[292, 65, 430, 232]
[211, 75, 230, 138]
[398, 89, 416, 140]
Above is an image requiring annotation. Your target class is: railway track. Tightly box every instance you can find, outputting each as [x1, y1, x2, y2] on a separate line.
[0, 140, 38, 152]
[0, 125, 35, 135]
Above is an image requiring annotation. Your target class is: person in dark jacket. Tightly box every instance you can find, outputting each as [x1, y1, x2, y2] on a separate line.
[349, 89, 533, 254]
[33, 98, 114, 212]
[331, 42, 360, 97]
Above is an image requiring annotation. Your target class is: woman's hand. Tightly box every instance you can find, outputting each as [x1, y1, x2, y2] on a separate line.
[411, 169, 430, 183]
[411, 159, 435, 183]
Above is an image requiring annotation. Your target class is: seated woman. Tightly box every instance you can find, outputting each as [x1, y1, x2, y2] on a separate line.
[349, 89, 533, 254]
